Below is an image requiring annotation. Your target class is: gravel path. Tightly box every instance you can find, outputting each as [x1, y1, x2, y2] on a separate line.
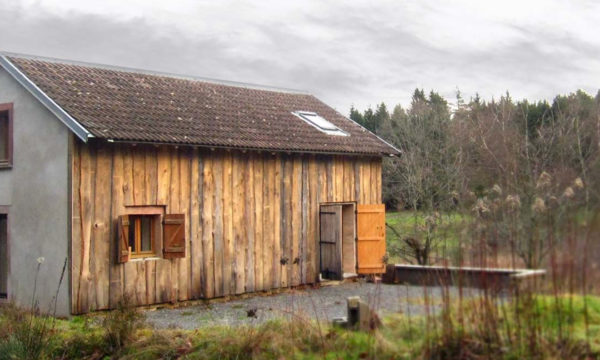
[145, 281, 479, 329]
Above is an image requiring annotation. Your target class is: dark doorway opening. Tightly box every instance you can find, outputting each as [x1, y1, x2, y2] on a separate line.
[319, 203, 356, 280]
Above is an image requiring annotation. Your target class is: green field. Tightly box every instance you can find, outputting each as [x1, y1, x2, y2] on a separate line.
[385, 211, 471, 264]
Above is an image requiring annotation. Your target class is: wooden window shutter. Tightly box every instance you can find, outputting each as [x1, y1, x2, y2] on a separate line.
[117, 215, 131, 263]
[163, 214, 185, 258]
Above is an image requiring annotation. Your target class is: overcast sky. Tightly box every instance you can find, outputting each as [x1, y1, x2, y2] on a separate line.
[1, 0, 599, 113]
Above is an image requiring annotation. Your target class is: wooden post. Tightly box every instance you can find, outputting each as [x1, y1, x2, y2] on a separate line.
[347, 296, 381, 331]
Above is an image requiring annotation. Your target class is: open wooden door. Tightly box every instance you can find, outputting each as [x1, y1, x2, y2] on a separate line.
[356, 204, 386, 274]
[319, 205, 343, 280]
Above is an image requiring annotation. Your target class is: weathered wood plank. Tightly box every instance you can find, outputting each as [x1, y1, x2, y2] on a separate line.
[122, 147, 135, 206]
[145, 147, 158, 205]
[213, 152, 224, 297]
[280, 156, 291, 288]
[262, 156, 274, 289]
[123, 260, 137, 302]
[333, 156, 343, 202]
[156, 147, 170, 206]
[253, 154, 264, 291]
[135, 260, 146, 305]
[343, 160, 353, 202]
[233, 153, 246, 294]
[300, 157, 309, 284]
[370, 158, 378, 204]
[201, 154, 215, 298]
[291, 156, 302, 286]
[108, 144, 125, 308]
[326, 158, 334, 202]
[354, 159, 361, 203]
[222, 152, 233, 295]
[132, 146, 146, 205]
[77, 144, 95, 313]
[373, 158, 382, 203]
[307, 156, 318, 283]
[272, 154, 282, 289]
[145, 260, 155, 305]
[318, 157, 328, 203]
[361, 159, 370, 204]
[190, 149, 203, 299]
[92, 145, 112, 310]
[244, 154, 255, 293]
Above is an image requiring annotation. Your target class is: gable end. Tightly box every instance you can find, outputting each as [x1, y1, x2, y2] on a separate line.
[0, 56, 91, 142]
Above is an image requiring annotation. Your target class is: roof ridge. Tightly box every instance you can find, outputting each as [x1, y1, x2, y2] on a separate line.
[1, 51, 311, 95]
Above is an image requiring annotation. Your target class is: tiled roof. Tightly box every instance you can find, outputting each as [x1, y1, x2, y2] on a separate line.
[7, 56, 398, 155]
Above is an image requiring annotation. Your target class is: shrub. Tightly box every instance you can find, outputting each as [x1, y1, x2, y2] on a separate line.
[102, 297, 145, 352]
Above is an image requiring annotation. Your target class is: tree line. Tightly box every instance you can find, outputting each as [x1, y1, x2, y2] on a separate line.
[352, 89, 599, 267]
[351, 89, 600, 212]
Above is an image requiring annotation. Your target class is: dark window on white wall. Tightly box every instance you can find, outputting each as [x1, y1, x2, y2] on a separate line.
[0, 214, 7, 299]
[0, 103, 13, 168]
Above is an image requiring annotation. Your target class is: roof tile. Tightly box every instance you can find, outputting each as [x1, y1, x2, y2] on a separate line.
[8, 56, 398, 155]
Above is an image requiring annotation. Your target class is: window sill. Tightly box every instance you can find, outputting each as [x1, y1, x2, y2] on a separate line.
[129, 257, 161, 262]
[0, 162, 12, 170]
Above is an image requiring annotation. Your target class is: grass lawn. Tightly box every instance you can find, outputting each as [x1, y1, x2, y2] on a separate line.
[385, 211, 471, 264]
[2, 294, 600, 359]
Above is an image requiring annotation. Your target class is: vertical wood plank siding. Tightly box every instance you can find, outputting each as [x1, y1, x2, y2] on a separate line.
[71, 141, 383, 314]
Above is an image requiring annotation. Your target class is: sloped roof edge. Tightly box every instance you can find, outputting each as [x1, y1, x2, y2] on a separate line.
[0, 55, 91, 142]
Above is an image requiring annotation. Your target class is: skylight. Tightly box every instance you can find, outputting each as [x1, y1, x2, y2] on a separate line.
[293, 111, 348, 136]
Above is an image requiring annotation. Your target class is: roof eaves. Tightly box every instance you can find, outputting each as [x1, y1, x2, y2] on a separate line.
[105, 138, 388, 157]
[0, 55, 92, 142]
[324, 100, 401, 156]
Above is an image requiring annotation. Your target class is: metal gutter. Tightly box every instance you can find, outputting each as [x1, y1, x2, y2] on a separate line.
[0, 55, 91, 142]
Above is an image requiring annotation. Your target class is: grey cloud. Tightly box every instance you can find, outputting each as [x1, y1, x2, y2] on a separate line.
[0, 2, 598, 114]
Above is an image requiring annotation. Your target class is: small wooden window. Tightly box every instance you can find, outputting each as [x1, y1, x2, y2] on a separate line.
[0, 103, 13, 168]
[117, 208, 185, 263]
[128, 215, 158, 258]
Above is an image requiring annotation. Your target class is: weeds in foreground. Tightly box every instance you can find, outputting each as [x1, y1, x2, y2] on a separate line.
[3, 292, 600, 359]
[0, 257, 66, 360]
[103, 297, 146, 352]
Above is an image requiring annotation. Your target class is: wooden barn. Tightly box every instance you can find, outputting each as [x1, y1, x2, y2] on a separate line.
[0, 54, 398, 315]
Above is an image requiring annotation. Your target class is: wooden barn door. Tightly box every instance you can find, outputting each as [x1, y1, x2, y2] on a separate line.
[356, 204, 386, 274]
[319, 205, 343, 280]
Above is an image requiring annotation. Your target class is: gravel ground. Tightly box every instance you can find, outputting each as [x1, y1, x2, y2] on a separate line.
[144, 281, 479, 329]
